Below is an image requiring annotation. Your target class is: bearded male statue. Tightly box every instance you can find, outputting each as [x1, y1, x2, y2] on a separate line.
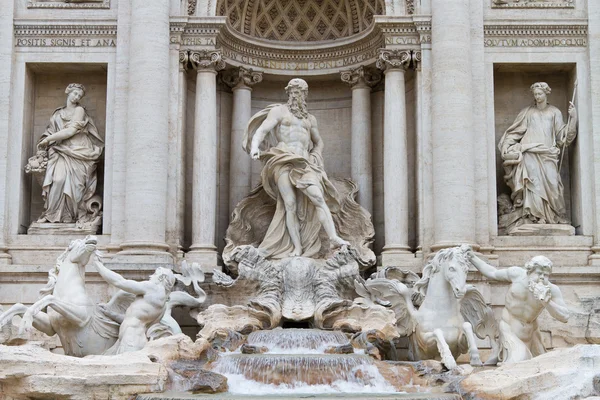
[468, 252, 570, 364]
[222, 78, 374, 267]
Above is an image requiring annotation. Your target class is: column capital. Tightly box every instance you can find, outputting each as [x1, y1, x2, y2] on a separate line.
[376, 49, 413, 72]
[189, 49, 226, 72]
[222, 67, 263, 90]
[412, 50, 422, 70]
[179, 50, 190, 71]
[340, 66, 382, 89]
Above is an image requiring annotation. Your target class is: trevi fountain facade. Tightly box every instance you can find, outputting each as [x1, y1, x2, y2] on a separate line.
[0, 0, 599, 399]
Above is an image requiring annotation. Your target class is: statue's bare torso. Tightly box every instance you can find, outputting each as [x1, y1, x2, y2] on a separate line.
[272, 105, 315, 157]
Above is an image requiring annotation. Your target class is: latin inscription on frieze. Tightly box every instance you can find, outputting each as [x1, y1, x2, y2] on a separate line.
[221, 47, 379, 71]
[484, 38, 586, 47]
[384, 36, 429, 45]
[15, 38, 116, 48]
[492, 0, 574, 8]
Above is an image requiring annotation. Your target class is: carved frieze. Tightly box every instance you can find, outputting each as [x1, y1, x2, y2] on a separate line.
[484, 24, 587, 48]
[14, 25, 117, 49]
[491, 0, 574, 9]
[27, 0, 109, 9]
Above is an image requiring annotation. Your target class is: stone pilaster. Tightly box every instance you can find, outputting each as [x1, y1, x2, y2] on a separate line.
[340, 66, 380, 215]
[223, 67, 263, 216]
[588, 1, 600, 265]
[165, 50, 189, 256]
[431, 0, 476, 251]
[119, 0, 172, 263]
[376, 49, 414, 266]
[187, 50, 225, 271]
[0, 0, 14, 264]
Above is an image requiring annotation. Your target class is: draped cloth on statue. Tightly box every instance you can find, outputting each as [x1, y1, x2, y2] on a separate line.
[39, 107, 104, 223]
[223, 105, 375, 268]
[498, 105, 570, 224]
[258, 143, 341, 259]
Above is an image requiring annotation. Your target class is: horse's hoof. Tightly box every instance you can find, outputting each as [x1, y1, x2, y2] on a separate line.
[470, 356, 483, 367]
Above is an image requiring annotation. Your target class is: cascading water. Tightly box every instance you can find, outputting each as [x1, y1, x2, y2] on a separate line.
[208, 329, 400, 395]
[246, 328, 350, 354]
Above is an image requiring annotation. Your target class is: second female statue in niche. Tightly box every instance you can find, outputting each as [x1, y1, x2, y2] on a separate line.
[30, 83, 104, 229]
[498, 82, 577, 233]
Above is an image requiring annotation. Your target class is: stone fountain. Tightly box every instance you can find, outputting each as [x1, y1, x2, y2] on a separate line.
[0, 79, 599, 400]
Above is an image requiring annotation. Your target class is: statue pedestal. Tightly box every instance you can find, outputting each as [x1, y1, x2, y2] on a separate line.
[508, 224, 575, 236]
[27, 222, 98, 235]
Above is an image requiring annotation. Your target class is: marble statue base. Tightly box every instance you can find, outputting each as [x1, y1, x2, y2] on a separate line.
[508, 224, 575, 236]
[27, 222, 98, 235]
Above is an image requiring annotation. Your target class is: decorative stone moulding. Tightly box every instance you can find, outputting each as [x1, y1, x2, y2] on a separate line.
[172, 16, 423, 76]
[14, 24, 117, 49]
[27, 0, 110, 9]
[491, 0, 574, 9]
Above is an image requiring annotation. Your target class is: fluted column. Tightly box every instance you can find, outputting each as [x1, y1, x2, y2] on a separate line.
[120, 0, 171, 261]
[377, 50, 414, 265]
[431, 0, 476, 250]
[223, 67, 263, 216]
[187, 50, 225, 270]
[340, 66, 381, 214]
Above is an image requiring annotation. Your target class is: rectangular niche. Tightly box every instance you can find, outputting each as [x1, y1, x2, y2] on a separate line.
[19, 63, 108, 234]
[493, 63, 578, 235]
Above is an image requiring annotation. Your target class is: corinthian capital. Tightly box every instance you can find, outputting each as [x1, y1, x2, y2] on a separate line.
[376, 49, 412, 71]
[222, 67, 263, 89]
[340, 66, 382, 88]
[189, 50, 226, 71]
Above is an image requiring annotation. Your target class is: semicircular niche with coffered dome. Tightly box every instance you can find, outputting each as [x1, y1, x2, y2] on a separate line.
[217, 0, 385, 42]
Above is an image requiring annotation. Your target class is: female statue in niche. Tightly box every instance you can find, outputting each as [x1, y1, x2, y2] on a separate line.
[498, 82, 577, 233]
[33, 83, 104, 227]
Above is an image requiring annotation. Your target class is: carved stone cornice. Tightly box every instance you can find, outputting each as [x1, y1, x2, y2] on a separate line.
[376, 49, 413, 71]
[340, 66, 382, 89]
[189, 50, 226, 71]
[222, 67, 263, 89]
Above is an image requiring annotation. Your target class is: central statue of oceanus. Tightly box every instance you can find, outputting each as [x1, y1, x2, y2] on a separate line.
[223, 78, 375, 269]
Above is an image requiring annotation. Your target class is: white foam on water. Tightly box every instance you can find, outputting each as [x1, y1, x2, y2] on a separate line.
[223, 364, 400, 395]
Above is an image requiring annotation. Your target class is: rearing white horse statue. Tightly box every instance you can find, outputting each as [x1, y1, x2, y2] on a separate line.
[0, 236, 128, 356]
[358, 245, 498, 369]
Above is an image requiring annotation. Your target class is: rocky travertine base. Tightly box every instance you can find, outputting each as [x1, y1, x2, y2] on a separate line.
[0, 334, 213, 400]
[460, 344, 600, 400]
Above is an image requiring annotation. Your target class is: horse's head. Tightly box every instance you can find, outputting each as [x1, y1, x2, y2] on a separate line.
[415, 245, 471, 299]
[64, 235, 98, 266]
[441, 247, 470, 299]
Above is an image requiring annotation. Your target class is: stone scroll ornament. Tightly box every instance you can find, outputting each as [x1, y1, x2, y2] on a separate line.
[0, 237, 206, 357]
[25, 83, 104, 233]
[497, 82, 577, 235]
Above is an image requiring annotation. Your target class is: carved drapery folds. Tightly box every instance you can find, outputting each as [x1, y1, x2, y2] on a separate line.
[376, 49, 416, 71]
[189, 50, 226, 71]
[340, 66, 382, 88]
[222, 67, 264, 89]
